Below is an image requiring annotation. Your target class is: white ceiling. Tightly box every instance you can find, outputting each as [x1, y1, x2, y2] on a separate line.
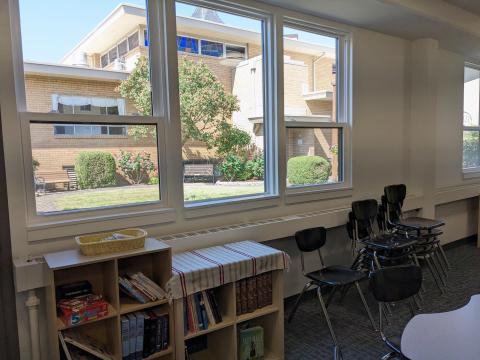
[258, 0, 480, 60]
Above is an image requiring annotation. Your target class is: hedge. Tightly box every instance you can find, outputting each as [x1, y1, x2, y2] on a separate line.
[287, 155, 331, 185]
[75, 151, 117, 189]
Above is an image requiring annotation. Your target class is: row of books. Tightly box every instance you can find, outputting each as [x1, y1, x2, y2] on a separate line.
[183, 290, 223, 335]
[236, 272, 273, 315]
[118, 272, 167, 304]
[59, 330, 114, 360]
[121, 308, 169, 360]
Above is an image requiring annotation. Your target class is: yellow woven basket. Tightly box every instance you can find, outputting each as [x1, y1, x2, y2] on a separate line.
[76, 228, 147, 256]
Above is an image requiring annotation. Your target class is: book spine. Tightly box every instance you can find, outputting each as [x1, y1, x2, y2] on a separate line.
[202, 291, 216, 325]
[240, 279, 248, 315]
[194, 294, 204, 331]
[134, 312, 144, 360]
[186, 295, 196, 334]
[129, 278, 156, 302]
[266, 272, 273, 305]
[155, 313, 162, 351]
[247, 276, 257, 312]
[162, 314, 169, 350]
[207, 289, 222, 323]
[235, 281, 242, 316]
[121, 317, 129, 360]
[198, 293, 209, 330]
[256, 274, 264, 309]
[135, 272, 167, 299]
[183, 297, 189, 335]
[127, 314, 136, 360]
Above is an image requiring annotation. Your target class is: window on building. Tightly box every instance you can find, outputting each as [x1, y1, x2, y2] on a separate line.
[52, 95, 126, 116]
[100, 54, 109, 68]
[283, 24, 349, 189]
[200, 39, 224, 57]
[108, 47, 118, 63]
[127, 31, 140, 51]
[53, 124, 127, 137]
[463, 65, 480, 170]
[176, 2, 268, 203]
[226, 44, 246, 60]
[118, 39, 128, 57]
[177, 36, 199, 54]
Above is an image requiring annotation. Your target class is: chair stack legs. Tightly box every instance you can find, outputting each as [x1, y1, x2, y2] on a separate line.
[355, 282, 377, 331]
[317, 288, 343, 360]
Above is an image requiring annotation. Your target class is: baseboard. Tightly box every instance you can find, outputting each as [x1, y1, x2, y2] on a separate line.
[443, 235, 477, 250]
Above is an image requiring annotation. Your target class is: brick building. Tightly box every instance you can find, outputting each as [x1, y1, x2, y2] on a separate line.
[27, 3, 337, 181]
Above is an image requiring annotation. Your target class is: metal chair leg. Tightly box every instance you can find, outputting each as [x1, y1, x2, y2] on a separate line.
[381, 352, 398, 360]
[317, 287, 342, 359]
[355, 282, 377, 331]
[325, 286, 338, 309]
[433, 249, 448, 280]
[438, 244, 451, 270]
[413, 254, 426, 294]
[426, 256, 445, 294]
[430, 252, 447, 287]
[288, 281, 313, 323]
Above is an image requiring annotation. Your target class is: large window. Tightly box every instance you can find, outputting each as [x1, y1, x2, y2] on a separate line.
[176, 2, 269, 204]
[283, 24, 349, 190]
[463, 65, 480, 171]
[19, 0, 166, 218]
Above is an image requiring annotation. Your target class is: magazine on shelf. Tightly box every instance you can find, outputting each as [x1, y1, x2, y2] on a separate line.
[62, 330, 114, 360]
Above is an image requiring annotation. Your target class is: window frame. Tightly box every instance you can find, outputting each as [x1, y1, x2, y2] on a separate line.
[101, 29, 143, 68]
[463, 63, 480, 177]
[282, 18, 352, 199]
[177, 0, 278, 211]
[176, 33, 247, 60]
[16, 0, 172, 231]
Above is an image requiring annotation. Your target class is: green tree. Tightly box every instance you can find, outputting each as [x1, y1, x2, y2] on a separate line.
[117, 57, 248, 155]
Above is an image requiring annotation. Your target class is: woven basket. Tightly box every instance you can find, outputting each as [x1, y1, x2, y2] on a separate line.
[76, 228, 147, 256]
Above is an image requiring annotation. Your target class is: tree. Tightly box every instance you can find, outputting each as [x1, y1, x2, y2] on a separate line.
[117, 56, 249, 156]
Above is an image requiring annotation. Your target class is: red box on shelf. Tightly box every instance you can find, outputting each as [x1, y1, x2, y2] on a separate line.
[58, 294, 108, 327]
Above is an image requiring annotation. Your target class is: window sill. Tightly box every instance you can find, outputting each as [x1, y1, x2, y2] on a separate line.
[184, 194, 280, 219]
[463, 169, 480, 179]
[285, 185, 353, 204]
[26, 207, 176, 242]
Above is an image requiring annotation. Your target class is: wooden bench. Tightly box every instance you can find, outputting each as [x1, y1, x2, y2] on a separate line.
[36, 170, 74, 191]
[183, 163, 215, 183]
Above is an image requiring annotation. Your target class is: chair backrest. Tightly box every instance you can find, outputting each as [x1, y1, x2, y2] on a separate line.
[352, 199, 378, 238]
[369, 265, 422, 303]
[384, 184, 406, 206]
[294, 227, 326, 253]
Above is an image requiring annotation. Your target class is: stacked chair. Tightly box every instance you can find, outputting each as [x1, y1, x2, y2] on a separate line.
[383, 184, 450, 294]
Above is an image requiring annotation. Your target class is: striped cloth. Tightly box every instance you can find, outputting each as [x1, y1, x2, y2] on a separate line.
[166, 240, 290, 299]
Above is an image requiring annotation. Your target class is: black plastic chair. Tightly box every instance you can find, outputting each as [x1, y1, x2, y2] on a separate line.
[369, 265, 423, 360]
[384, 184, 449, 294]
[288, 227, 377, 360]
[349, 199, 417, 273]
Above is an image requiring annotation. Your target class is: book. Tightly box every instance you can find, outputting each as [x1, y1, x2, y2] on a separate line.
[62, 330, 114, 360]
[134, 312, 144, 360]
[201, 290, 216, 325]
[206, 289, 222, 323]
[240, 279, 248, 314]
[197, 292, 209, 330]
[119, 277, 148, 304]
[129, 278, 157, 302]
[246, 277, 257, 312]
[239, 326, 264, 360]
[152, 309, 170, 350]
[235, 281, 242, 315]
[126, 314, 137, 360]
[194, 293, 205, 330]
[256, 275, 264, 308]
[131, 272, 167, 300]
[183, 297, 189, 335]
[142, 312, 156, 357]
[120, 316, 130, 360]
[265, 272, 273, 306]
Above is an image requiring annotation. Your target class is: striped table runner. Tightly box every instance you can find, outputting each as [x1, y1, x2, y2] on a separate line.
[166, 240, 290, 299]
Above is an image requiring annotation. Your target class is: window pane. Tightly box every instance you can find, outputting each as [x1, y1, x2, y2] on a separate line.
[226, 44, 246, 59]
[176, 2, 266, 202]
[177, 36, 199, 54]
[201, 40, 224, 57]
[464, 66, 480, 127]
[463, 130, 480, 169]
[283, 26, 338, 122]
[286, 127, 342, 186]
[20, 1, 152, 116]
[31, 122, 160, 214]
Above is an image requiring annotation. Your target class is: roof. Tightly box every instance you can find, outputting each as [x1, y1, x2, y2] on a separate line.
[60, 3, 335, 66]
[24, 61, 128, 81]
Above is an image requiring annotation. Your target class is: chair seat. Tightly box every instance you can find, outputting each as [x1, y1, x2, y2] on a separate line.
[394, 216, 445, 231]
[362, 233, 417, 251]
[385, 334, 402, 354]
[306, 265, 366, 286]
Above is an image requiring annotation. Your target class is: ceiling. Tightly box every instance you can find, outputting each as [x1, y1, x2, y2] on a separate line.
[258, 0, 480, 60]
[444, 0, 480, 16]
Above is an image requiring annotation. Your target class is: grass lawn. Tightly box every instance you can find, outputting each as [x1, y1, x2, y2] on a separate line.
[54, 184, 264, 211]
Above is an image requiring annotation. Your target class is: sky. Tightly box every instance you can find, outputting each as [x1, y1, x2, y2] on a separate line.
[20, 0, 335, 63]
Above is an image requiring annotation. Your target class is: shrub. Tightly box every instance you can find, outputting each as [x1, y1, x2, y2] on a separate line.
[287, 155, 331, 185]
[148, 176, 159, 185]
[219, 154, 247, 181]
[75, 151, 116, 189]
[245, 153, 264, 180]
[32, 158, 40, 171]
[117, 150, 155, 184]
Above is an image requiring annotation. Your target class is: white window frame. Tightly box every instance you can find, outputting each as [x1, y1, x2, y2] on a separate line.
[176, 33, 247, 60]
[463, 63, 480, 178]
[282, 18, 352, 201]
[14, 0, 173, 235]
[101, 29, 143, 68]
[177, 0, 279, 212]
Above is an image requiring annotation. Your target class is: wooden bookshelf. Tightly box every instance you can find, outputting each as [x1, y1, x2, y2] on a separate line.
[174, 269, 284, 360]
[44, 238, 173, 360]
